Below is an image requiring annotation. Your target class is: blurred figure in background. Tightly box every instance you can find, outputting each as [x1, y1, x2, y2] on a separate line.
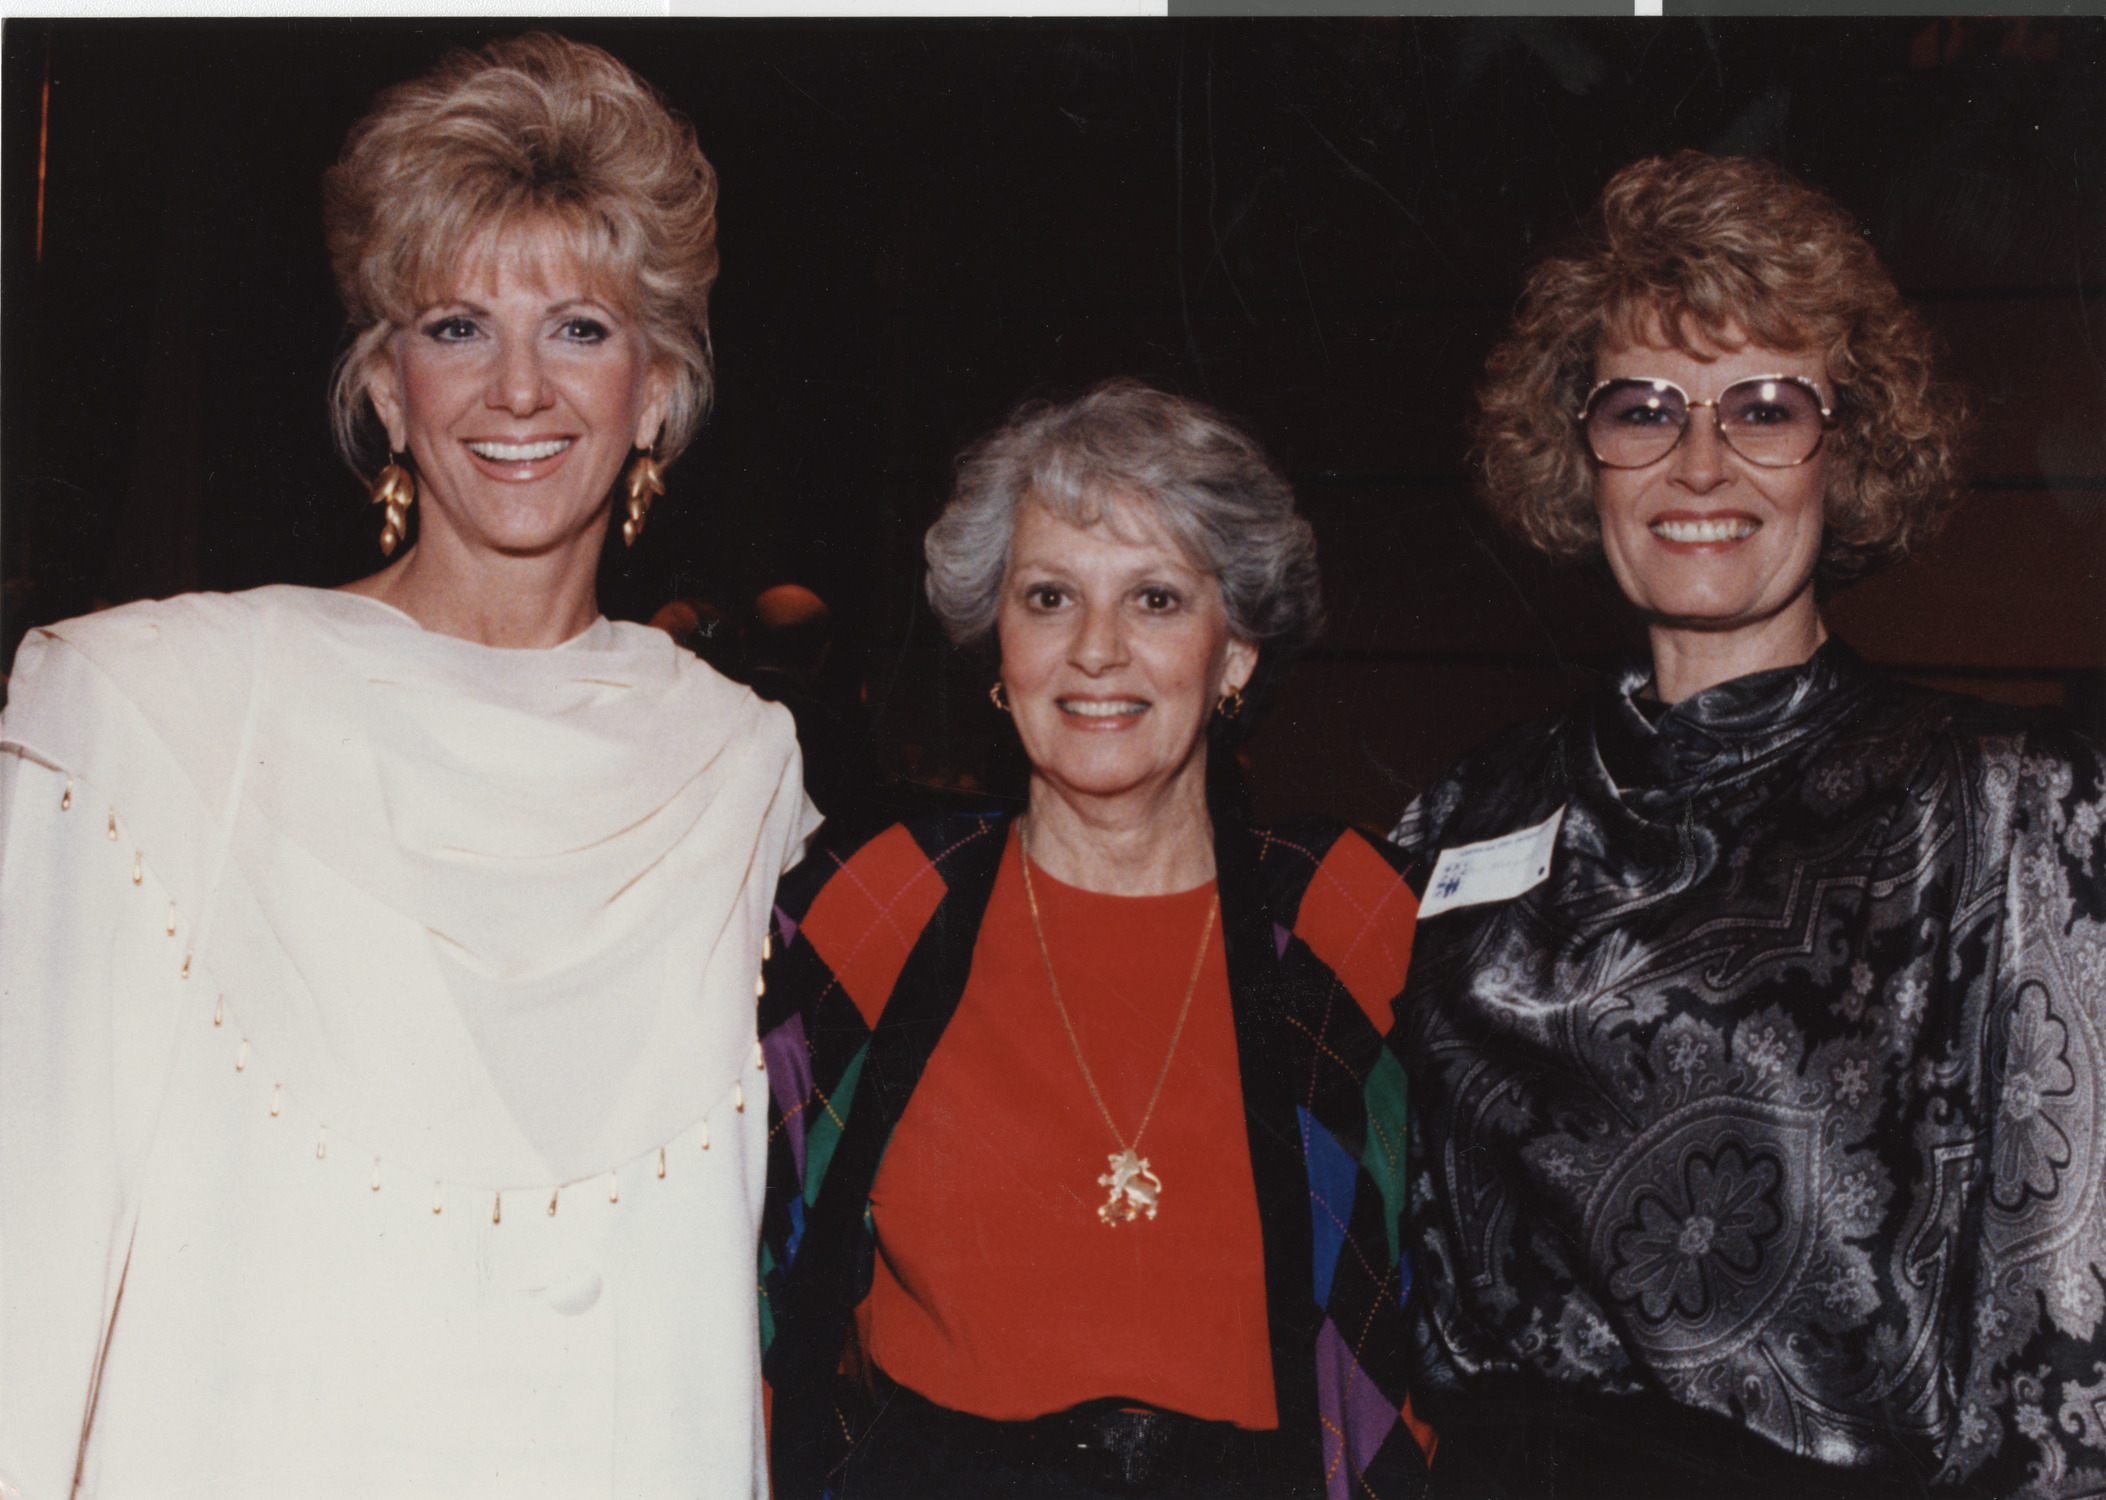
[747, 583, 832, 691]
[746, 582, 885, 836]
[649, 594, 741, 678]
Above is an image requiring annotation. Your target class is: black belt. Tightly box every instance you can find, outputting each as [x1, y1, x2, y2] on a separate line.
[854, 1373, 1304, 1497]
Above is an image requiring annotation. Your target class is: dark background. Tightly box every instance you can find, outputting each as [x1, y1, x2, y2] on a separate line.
[5, 17, 2102, 831]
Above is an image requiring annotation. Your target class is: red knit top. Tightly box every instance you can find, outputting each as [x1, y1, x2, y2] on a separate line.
[859, 830, 1278, 1428]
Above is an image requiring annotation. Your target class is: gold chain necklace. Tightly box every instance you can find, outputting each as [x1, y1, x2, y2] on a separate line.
[1016, 820, 1218, 1226]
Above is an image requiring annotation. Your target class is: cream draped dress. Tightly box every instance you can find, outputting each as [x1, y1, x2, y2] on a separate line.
[0, 586, 819, 1500]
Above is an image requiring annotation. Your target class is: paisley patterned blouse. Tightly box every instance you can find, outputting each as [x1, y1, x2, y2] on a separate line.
[1389, 640, 2106, 1497]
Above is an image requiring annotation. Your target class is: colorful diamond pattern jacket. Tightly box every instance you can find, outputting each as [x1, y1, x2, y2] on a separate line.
[758, 808, 1434, 1499]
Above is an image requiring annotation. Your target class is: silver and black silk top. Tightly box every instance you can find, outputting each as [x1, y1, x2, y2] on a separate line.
[1389, 641, 2106, 1497]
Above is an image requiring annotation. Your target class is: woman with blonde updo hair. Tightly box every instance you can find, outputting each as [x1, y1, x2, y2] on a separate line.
[0, 34, 814, 1499]
[1392, 151, 2106, 1498]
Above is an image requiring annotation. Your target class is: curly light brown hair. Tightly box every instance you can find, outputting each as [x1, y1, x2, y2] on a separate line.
[323, 33, 719, 474]
[1475, 151, 1967, 582]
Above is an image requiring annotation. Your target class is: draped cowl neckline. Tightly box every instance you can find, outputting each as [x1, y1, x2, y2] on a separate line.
[4, 586, 817, 1188]
[1507, 639, 1891, 922]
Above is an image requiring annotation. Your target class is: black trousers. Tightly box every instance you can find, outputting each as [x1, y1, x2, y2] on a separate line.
[1419, 1381, 1943, 1500]
[835, 1376, 1321, 1500]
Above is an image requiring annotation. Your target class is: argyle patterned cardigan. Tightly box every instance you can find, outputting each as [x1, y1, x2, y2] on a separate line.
[757, 806, 1434, 1499]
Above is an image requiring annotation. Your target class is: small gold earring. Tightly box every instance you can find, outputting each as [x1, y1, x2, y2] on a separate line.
[622, 449, 665, 547]
[1216, 684, 1246, 719]
[370, 456, 415, 557]
[989, 680, 1011, 714]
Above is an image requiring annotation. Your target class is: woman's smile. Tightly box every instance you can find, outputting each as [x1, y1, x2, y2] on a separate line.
[460, 433, 582, 486]
[1057, 694, 1150, 723]
[1647, 509, 1762, 547]
[465, 436, 575, 466]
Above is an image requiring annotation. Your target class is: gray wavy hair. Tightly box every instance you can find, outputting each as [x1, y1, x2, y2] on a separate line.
[924, 379, 1323, 719]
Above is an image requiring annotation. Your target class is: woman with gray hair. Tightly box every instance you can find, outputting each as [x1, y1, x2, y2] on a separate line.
[757, 379, 1434, 1499]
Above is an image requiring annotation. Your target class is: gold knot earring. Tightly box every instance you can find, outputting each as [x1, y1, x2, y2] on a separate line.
[622, 449, 665, 547]
[989, 680, 1012, 714]
[1215, 684, 1245, 719]
[369, 455, 415, 557]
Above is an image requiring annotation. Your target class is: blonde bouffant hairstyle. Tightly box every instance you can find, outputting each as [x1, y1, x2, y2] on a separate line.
[1475, 151, 1968, 583]
[323, 33, 719, 473]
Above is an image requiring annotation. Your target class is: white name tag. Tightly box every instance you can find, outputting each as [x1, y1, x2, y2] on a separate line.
[1418, 805, 1565, 918]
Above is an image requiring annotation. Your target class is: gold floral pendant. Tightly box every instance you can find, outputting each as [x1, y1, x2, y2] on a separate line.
[1097, 1149, 1162, 1225]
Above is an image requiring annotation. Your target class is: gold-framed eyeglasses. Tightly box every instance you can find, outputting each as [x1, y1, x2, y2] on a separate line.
[1578, 375, 1833, 470]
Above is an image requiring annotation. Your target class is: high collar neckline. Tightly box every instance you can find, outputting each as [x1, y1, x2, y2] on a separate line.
[1595, 637, 1875, 798]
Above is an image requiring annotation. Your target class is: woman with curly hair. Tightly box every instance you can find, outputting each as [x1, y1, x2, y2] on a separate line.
[1390, 151, 2106, 1498]
[0, 35, 813, 1497]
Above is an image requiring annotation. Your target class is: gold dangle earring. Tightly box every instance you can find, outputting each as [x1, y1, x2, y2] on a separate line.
[370, 455, 415, 557]
[622, 448, 665, 547]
